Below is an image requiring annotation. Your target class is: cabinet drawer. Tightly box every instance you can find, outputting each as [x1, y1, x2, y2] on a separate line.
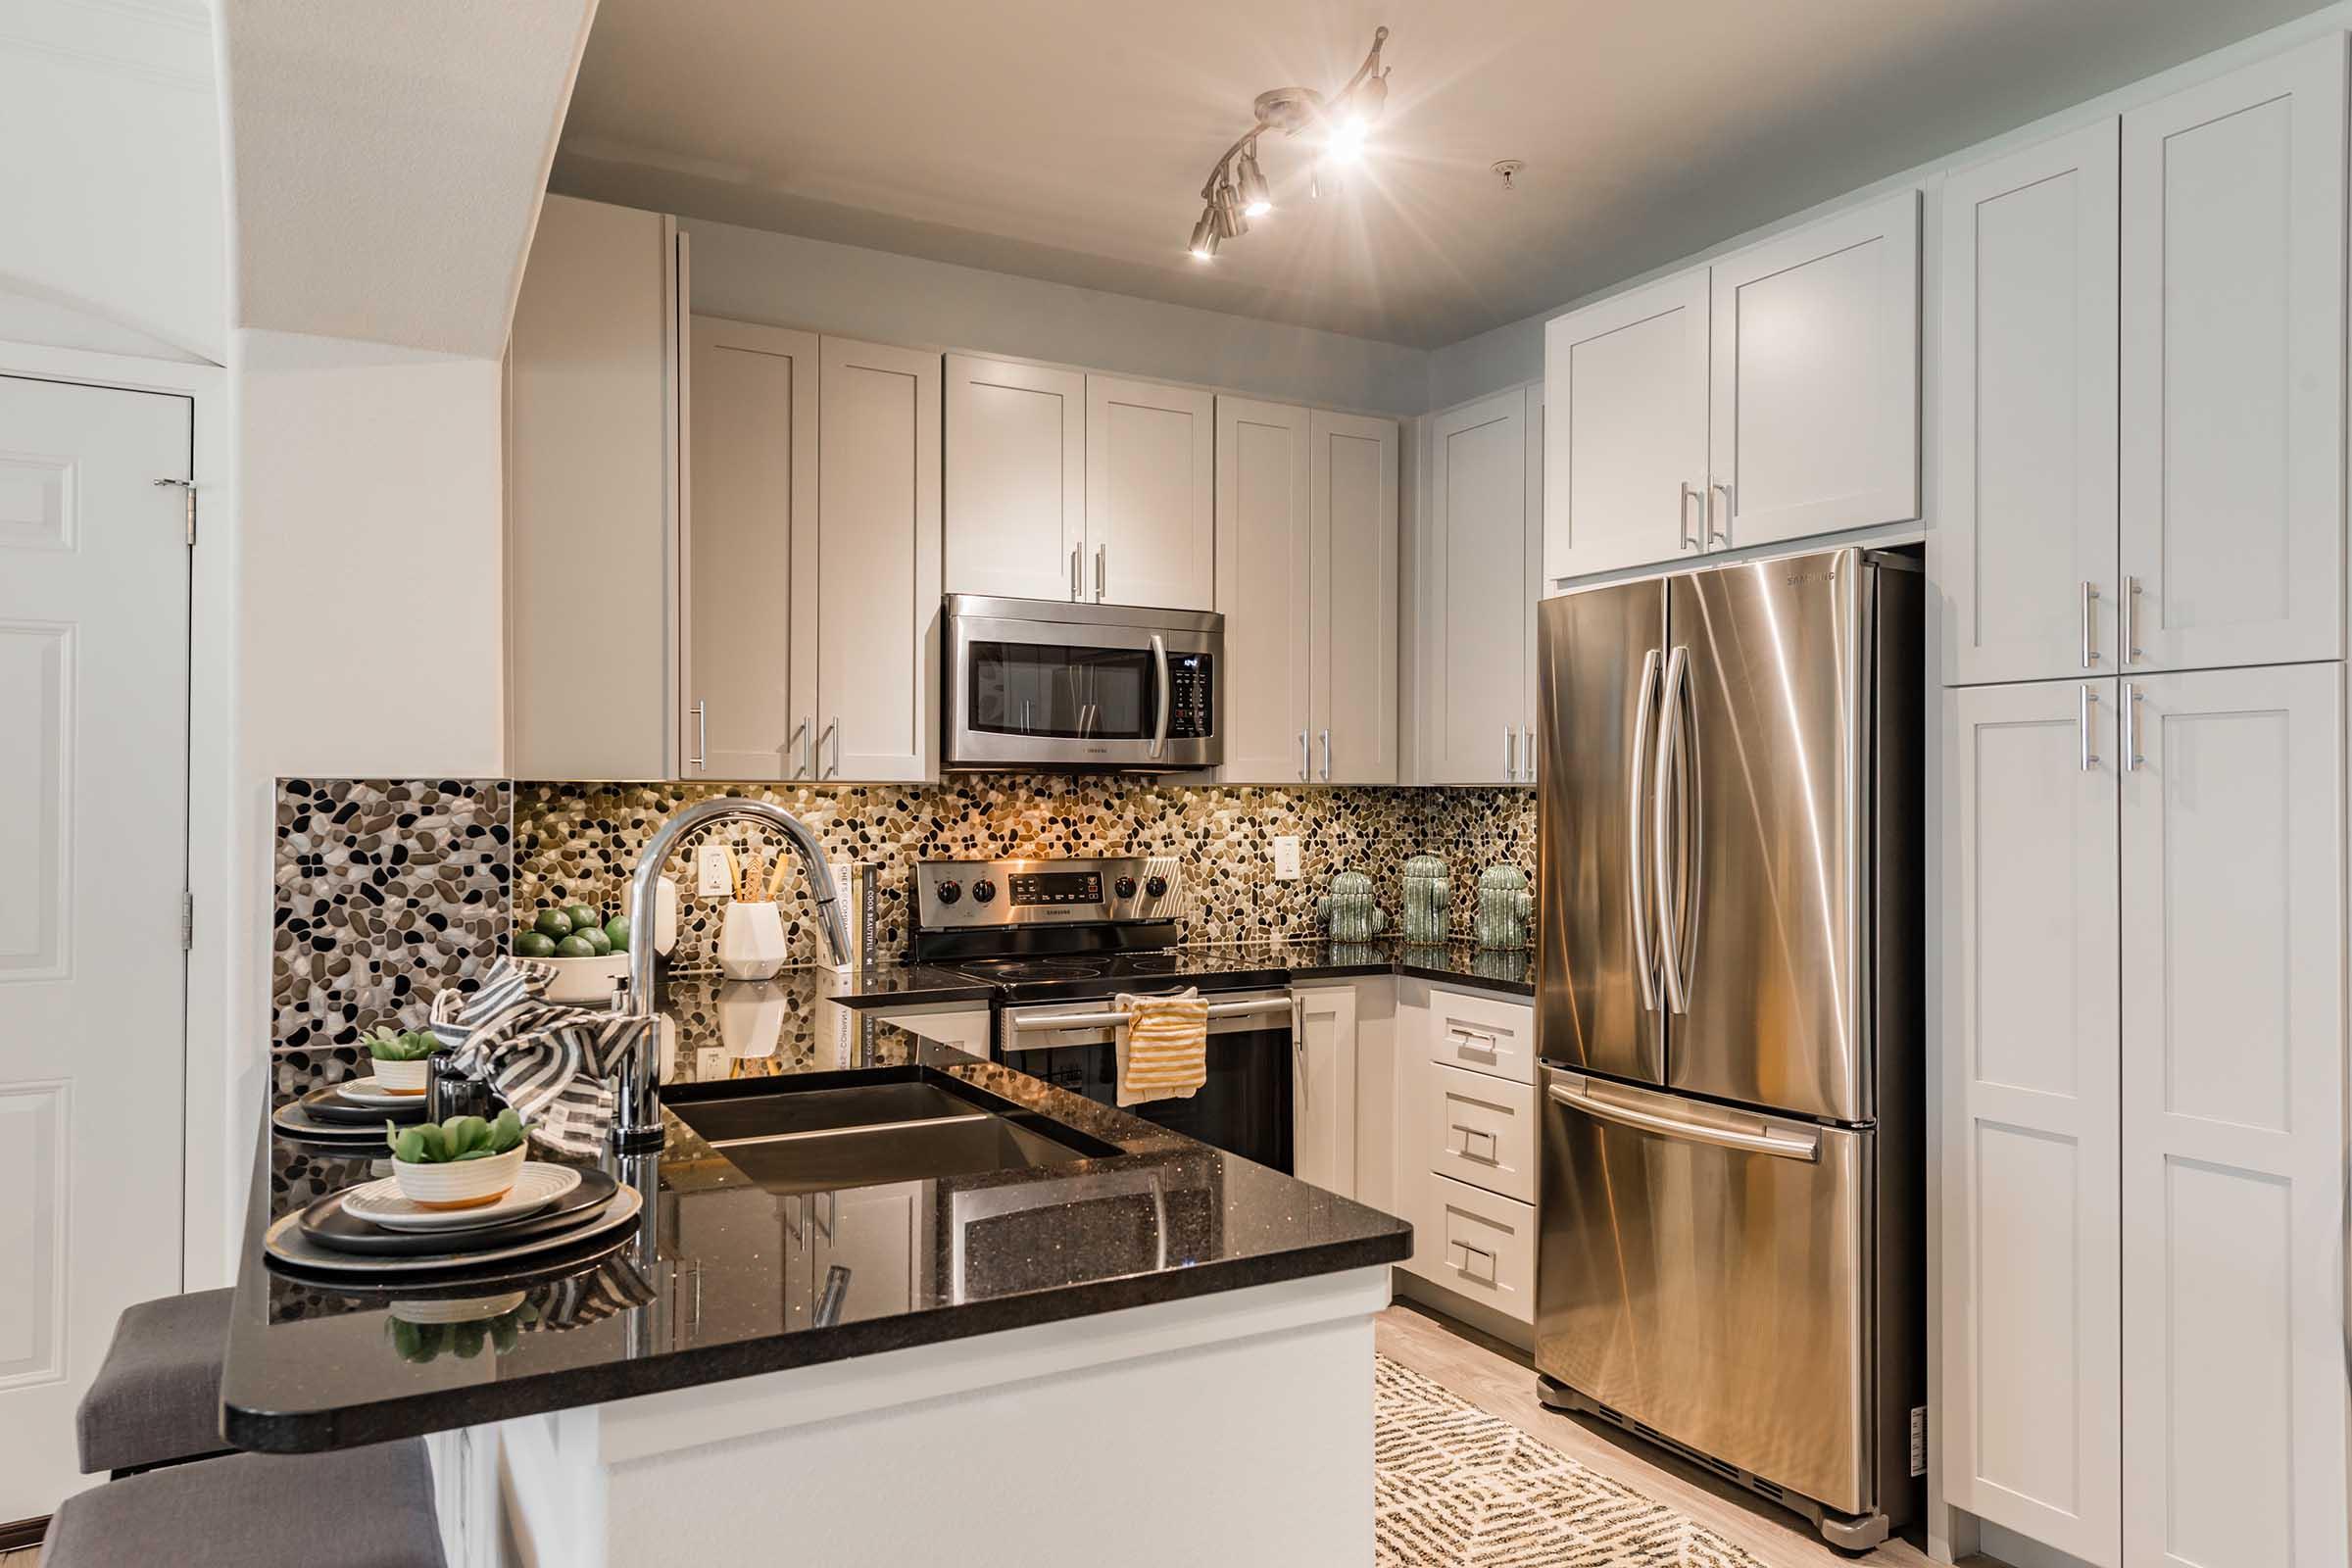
[1422, 987, 1537, 1085]
[1431, 1173, 1537, 1324]
[1427, 1063, 1537, 1203]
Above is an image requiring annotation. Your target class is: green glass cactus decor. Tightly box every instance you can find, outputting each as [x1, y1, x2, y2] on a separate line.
[1315, 870, 1389, 943]
[1474, 864, 1535, 951]
[1400, 854, 1449, 945]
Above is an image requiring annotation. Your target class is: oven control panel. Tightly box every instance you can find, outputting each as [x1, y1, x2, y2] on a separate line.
[913, 857, 1184, 930]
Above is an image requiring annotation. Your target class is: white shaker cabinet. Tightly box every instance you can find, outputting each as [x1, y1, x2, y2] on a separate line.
[1708, 188, 1920, 553]
[1085, 375, 1215, 611]
[1938, 122, 2121, 686]
[1424, 386, 1540, 785]
[1213, 397, 1313, 782]
[683, 318, 818, 780]
[943, 354, 1085, 603]
[1941, 679, 2121, 1566]
[1543, 270, 1710, 581]
[1311, 409, 1399, 785]
[813, 336, 941, 782]
[2119, 662, 2345, 1568]
[1292, 985, 1360, 1199]
[2119, 36, 2346, 674]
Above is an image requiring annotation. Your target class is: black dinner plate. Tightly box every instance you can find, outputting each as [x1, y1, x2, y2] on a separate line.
[271, 1101, 397, 1145]
[264, 1188, 643, 1284]
[301, 1084, 430, 1127]
[299, 1168, 618, 1257]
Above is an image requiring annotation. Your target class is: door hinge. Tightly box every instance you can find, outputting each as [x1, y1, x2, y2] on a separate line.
[154, 477, 196, 544]
[181, 888, 194, 952]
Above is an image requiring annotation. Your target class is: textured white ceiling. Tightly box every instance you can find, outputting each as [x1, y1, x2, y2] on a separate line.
[554, 0, 2331, 349]
[217, 0, 597, 357]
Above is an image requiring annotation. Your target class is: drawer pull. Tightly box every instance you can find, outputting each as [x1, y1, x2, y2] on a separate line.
[1448, 1027, 1499, 1054]
[1452, 1124, 1499, 1163]
[1448, 1241, 1497, 1284]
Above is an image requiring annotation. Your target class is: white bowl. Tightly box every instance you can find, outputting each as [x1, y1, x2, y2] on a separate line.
[541, 952, 631, 1005]
[391, 1144, 527, 1210]
[371, 1056, 432, 1093]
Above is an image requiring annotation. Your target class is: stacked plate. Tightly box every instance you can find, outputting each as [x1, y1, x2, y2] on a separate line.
[270, 1075, 433, 1147]
[263, 1162, 643, 1283]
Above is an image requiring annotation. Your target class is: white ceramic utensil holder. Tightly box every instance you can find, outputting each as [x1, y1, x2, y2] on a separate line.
[719, 901, 788, 980]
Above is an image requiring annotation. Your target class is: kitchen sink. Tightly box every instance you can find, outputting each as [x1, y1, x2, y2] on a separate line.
[669, 1076, 1121, 1197]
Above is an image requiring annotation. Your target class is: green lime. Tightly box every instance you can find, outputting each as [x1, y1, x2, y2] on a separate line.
[581, 926, 613, 956]
[563, 904, 600, 934]
[514, 930, 557, 958]
[533, 908, 573, 941]
[603, 914, 631, 954]
[555, 933, 597, 958]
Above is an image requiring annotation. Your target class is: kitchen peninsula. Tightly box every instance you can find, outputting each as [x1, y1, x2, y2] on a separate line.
[225, 1004, 1409, 1567]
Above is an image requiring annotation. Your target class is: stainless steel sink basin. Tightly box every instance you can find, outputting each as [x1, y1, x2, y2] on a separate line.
[669, 1076, 1119, 1197]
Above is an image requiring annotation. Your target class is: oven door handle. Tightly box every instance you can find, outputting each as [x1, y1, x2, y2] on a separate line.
[1148, 633, 1171, 760]
[1004, 996, 1294, 1038]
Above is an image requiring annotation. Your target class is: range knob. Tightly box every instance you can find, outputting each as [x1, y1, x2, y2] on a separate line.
[1113, 875, 1138, 899]
[934, 880, 961, 906]
[972, 879, 998, 904]
[1144, 874, 1169, 899]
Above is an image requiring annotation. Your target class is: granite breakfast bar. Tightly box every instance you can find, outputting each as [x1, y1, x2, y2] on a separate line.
[224, 993, 1411, 1568]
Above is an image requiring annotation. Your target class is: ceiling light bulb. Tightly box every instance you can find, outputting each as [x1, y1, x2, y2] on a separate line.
[1188, 211, 1218, 260]
[1355, 71, 1389, 125]
[1211, 180, 1249, 239]
[1327, 116, 1366, 164]
[1235, 148, 1273, 218]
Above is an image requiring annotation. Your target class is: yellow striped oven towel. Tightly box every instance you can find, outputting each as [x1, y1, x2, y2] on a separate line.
[1115, 988, 1210, 1106]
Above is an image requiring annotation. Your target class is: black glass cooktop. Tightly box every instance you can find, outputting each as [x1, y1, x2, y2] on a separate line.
[943, 950, 1292, 1002]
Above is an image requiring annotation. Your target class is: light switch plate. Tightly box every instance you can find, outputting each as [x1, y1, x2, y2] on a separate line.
[697, 844, 733, 898]
[1271, 836, 1301, 881]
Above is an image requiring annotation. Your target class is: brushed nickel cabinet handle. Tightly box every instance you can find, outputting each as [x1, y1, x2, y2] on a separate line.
[2124, 683, 2143, 771]
[1679, 481, 1700, 552]
[1707, 481, 1731, 547]
[1070, 543, 1082, 601]
[2126, 575, 2143, 664]
[1503, 725, 1516, 781]
[2079, 685, 2099, 772]
[689, 701, 708, 772]
[2081, 581, 2101, 668]
[1320, 728, 1331, 781]
[1298, 729, 1309, 781]
[1095, 545, 1105, 602]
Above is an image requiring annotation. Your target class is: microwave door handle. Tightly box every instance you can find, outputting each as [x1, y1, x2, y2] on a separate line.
[1148, 633, 1170, 760]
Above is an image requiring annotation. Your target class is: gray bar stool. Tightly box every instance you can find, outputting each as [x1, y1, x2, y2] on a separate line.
[76, 1287, 236, 1476]
[42, 1439, 446, 1567]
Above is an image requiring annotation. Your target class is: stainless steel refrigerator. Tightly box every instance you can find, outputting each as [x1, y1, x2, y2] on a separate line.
[1532, 545, 1924, 1552]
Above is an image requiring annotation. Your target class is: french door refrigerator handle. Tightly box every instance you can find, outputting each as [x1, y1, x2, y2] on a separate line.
[1653, 645, 1692, 1014]
[1546, 1077, 1820, 1161]
[1627, 648, 1661, 1010]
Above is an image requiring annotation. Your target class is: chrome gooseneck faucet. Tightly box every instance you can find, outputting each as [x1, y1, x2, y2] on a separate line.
[611, 797, 849, 1149]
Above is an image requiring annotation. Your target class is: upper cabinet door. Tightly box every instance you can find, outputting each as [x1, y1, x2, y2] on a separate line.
[1085, 375, 1215, 611]
[1312, 410, 1399, 785]
[1942, 679, 2122, 1568]
[687, 318, 819, 780]
[943, 355, 1085, 603]
[815, 336, 941, 782]
[1709, 189, 1921, 551]
[2121, 36, 2346, 673]
[1543, 270, 1710, 584]
[1940, 122, 2121, 687]
[1213, 397, 1313, 784]
[2119, 662, 2345, 1568]
[1425, 389, 1528, 785]
[1520, 384, 1544, 783]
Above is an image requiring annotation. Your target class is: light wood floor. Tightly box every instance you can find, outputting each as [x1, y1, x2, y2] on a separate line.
[0, 1546, 37, 1565]
[1376, 1300, 1982, 1568]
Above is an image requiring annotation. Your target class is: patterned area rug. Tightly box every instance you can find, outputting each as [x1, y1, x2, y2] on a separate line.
[1375, 1355, 1767, 1567]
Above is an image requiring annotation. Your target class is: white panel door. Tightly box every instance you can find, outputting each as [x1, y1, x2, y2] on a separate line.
[1311, 409, 1398, 786]
[1543, 269, 1710, 582]
[2120, 662, 2345, 1568]
[1085, 375, 1214, 611]
[0, 374, 189, 1522]
[1942, 679, 2121, 1566]
[1292, 986, 1358, 1198]
[943, 355, 1085, 603]
[815, 336, 941, 782]
[1939, 122, 2121, 687]
[1424, 389, 1528, 785]
[687, 318, 817, 780]
[1212, 397, 1311, 784]
[2120, 37, 2346, 673]
[1708, 188, 1921, 551]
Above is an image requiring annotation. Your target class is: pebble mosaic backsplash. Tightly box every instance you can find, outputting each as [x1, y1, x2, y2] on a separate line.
[270, 774, 1536, 1105]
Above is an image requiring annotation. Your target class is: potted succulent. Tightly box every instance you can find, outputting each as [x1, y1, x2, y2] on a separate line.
[385, 1109, 531, 1209]
[365, 1024, 444, 1095]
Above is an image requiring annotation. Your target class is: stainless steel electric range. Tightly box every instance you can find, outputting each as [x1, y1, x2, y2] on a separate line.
[910, 857, 1296, 1171]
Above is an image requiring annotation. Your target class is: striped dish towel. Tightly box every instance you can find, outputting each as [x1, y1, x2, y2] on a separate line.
[1115, 988, 1209, 1106]
[430, 958, 662, 1155]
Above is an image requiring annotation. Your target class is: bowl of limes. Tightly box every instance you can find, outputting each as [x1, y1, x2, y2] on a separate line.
[514, 903, 634, 1004]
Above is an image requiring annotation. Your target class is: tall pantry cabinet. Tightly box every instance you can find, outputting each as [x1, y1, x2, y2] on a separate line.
[1937, 34, 2349, 1568]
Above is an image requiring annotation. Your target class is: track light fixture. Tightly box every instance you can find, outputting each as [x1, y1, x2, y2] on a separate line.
[1184, 25, 1391, 260]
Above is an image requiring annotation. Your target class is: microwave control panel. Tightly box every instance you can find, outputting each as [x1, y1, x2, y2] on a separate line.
[1166, 654, 1213, 739]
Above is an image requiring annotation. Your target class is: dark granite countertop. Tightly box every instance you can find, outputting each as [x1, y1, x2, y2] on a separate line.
[224, 1024, 1412, 1452]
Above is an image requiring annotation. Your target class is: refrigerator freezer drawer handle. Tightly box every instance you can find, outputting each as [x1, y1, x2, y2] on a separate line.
[1545, 1080, 1820, 1162]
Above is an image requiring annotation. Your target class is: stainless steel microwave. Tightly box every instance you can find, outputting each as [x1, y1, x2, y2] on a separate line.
[942, 595, 1223, 772]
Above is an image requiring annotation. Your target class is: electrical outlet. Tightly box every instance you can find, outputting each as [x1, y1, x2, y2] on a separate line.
[697, 843, 733, 898]
[1271, 836, 1302, 881]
